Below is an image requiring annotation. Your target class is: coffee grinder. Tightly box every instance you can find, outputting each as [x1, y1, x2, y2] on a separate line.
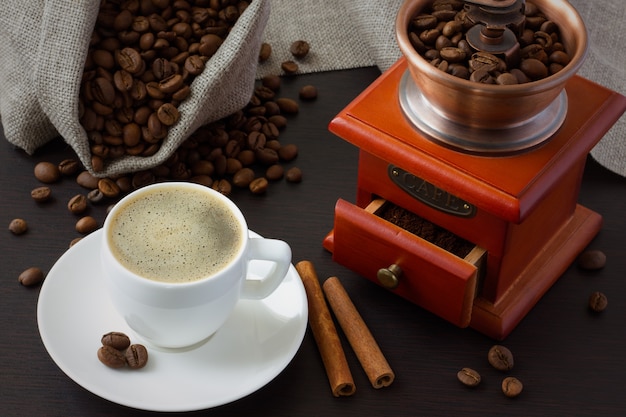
[323, 0, 626, 339]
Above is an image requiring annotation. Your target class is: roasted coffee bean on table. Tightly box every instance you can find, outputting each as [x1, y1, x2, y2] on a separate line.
[588, 291, 608, 313]
[285, 166, 303, 183]
[577, 249, 607, 270]
[487, 344, 514, 371]
[407, 1, 572, 84]
[34, 161, 61, 183]
[457, 367, 481, 387]
[502, 376, 524, 398]
[75, 216, 99, 234]
[67, 194, 89, 215]
[18, 267, 45, 287]
[30, 186, 52, 203]
[8, 218, 28, 235]
[299, 85, 318, 100]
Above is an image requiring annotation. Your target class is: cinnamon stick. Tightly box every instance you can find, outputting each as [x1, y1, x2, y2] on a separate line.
[295, 261, 356, 397]
[322, 276, 395, 389]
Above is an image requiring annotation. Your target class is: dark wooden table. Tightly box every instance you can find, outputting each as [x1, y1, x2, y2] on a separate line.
[1, 67, 625, 416]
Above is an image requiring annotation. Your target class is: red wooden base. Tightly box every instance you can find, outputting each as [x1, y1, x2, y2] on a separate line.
[470, 205, 602, 339]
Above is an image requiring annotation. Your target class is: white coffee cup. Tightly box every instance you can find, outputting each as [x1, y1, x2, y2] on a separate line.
[100, 182, 292, 348]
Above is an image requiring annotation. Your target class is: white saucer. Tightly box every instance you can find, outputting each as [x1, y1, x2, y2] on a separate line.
[37, 229, 308, 412]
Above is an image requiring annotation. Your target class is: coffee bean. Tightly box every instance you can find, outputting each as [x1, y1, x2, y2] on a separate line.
[502, 376, 523, 398]
[276, 97, 299, 114]
[9, 218, 28, 235]
[68, 194, 89, 214]
[212, 179, 232, 196]
[496, 73, 519, 85]
[588, 291, 608, 312]
[58, 159, 81, 176]
[520, 58, 548, 80]
[457, 367, 481, 387]
[249, 177, 268, 194]
[578, 250, 606, 270]
[34, 161, 61, 183]
[98, 178, 121, 198]
[76, 216, 98, 234]
[258, 42, 272, 62]
[184, 55, 205, 76]
[97, 345, 126, 369]
[125, 344, 149, 369]
[18, 267, 45, 286]
[278, 143, 298, 161]
[266, 164, 284, 181]
[268, 114, 288, 129]
[233, 167, 255, 188]
[281, 60, 299, 74]
[255, 148, 279, 165]
[31, 186, 52, 203]
[299, 85, 318, 100]
[86, 189, 104, 204]
[101, 332, 131, 350]
[290, 40, 310, 59]
[488, 345, 514, 371]
[285, 167, 303, 183]
[76, 170, 100, 189]
[116, 47, 143, 74]
[262, 74, 281, 91]
[69, 237, 83, 248]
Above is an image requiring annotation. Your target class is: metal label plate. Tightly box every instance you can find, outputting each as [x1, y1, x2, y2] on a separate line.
[388, 165, 476, 218]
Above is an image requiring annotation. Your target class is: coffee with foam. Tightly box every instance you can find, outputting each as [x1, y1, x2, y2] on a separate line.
[107, 187, 244, 283]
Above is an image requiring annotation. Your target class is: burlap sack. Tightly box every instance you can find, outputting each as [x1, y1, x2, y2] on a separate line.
[0, 0, 269, 176]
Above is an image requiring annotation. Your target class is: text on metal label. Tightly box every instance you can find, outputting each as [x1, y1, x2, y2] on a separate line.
[388, 165, 476, 218]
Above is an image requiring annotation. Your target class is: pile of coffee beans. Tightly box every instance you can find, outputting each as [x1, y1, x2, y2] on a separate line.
[97, 331, 148, 369]
[78, 73, 303, 199]
[81, 0, 250, 172]
[408, 0, 572, 84]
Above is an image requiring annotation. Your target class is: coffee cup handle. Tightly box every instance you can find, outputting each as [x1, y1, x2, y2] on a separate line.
[240, 238, 292, 300]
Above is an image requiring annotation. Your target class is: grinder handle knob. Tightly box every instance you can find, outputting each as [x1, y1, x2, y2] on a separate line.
[377, 264, 402, 289]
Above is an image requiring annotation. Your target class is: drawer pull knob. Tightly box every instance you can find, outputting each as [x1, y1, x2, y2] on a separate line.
[377, 264, 402, 289]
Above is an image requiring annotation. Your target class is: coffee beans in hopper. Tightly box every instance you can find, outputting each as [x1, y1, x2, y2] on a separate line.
[407, 0, 573, 84]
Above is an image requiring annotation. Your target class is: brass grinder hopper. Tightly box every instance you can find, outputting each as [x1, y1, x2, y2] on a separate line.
[396, 0, 588, 154]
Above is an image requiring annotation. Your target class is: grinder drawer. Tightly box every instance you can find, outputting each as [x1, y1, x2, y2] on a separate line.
[332, 198, 486, 327]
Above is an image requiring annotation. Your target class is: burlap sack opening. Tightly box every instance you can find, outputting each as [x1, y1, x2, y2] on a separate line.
[0, 0, 269, 177]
